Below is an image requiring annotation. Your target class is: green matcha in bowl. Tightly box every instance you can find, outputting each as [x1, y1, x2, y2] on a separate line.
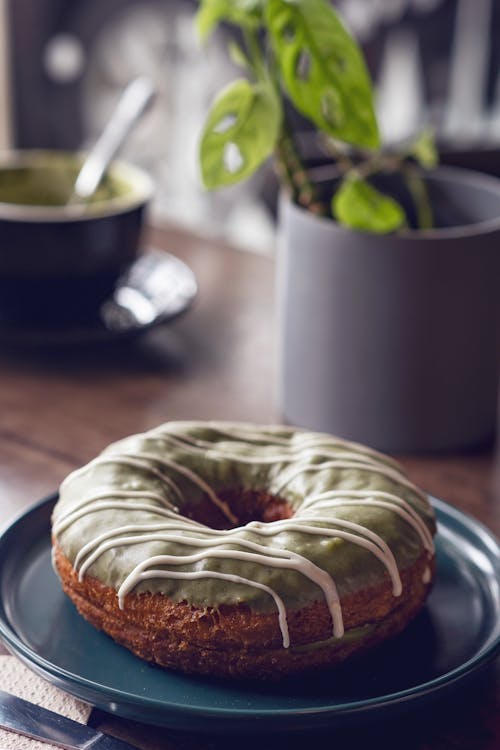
[0, 150, 153, 325]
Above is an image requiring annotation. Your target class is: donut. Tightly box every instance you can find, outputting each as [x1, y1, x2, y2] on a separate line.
[51, 421, 436, 679]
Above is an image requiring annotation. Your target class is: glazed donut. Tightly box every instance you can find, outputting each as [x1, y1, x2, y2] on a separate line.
[51, 421, 436, 679]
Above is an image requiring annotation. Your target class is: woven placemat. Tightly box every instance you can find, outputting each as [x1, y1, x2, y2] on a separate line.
[0, 655, 91, 750]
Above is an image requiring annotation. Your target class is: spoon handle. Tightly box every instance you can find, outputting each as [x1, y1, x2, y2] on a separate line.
[73, 76, 155, 200]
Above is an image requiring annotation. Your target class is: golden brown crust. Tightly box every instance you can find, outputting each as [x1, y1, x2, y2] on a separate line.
[53, 542, 435, 679]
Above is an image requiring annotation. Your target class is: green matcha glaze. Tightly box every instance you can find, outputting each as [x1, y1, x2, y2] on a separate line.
[52, 421, 436, 621]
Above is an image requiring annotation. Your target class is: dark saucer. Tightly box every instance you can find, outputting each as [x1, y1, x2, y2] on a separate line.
[0, 249, 197, 346]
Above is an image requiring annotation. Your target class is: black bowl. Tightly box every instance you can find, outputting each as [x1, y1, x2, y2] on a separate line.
[0, 150, 153, 324]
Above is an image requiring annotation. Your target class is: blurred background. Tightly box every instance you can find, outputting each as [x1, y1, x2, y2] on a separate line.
[0, 0, 499, 253]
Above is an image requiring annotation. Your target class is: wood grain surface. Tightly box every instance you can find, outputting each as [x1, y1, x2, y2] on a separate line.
[0, 222, 498, 750]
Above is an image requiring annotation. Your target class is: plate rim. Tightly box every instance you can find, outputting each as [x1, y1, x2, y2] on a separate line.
[0, 493, 499, 728]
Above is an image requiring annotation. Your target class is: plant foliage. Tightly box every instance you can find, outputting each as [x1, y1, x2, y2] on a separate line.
[197, 0, 435, 233]
[200, 79, 282, 188]
[265, 0, 379, 149]
[333, 176, 406, 234]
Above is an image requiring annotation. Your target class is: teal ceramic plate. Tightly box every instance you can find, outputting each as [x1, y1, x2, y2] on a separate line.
[0, 495, 498, 733]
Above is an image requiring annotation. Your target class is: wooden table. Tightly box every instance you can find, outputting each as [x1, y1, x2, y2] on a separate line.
[0, 224, 499, 750]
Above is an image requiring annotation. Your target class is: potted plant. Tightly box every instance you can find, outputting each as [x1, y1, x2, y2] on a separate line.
[196, 0, 500, 452]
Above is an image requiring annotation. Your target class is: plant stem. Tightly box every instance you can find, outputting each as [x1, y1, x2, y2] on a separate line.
[403, 165, 434, 230]
[319, 136, 354, 175]
[275, 121, 329, 215]
[260, 24, 328, 215]
[243, 27, 267, 82]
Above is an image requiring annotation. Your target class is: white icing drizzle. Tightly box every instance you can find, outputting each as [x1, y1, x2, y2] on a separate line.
[127, 566, 292, 648]
[62, 456, 186, 507]
[156, 424, 294, 447]
[63, 453, 237, 525]
[54, 422, 435, 649]
[151, 431, 386, 471]
[301, 490, 435, 554]
[112, 451, 237, 524]
[53, 490, 178, 535]
[159, 422, 402, 470]
[154, 425, 402, 471]
[115, 541, 343, 642]
[54, 501, 179, 537]
[273, 459, 429, 508]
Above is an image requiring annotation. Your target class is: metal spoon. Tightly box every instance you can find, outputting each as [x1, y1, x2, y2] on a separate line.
[70, 75, 156, 203]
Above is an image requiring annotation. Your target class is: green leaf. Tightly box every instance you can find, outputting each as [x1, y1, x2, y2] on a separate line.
[408, 129, 438, 169]
[332, 176, 406, 233]
[199, 78, 282, 188]
[265, 0, 380, 149]
[196, 0, 263, 41]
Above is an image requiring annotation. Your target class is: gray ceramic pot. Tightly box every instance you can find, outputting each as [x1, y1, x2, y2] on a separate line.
[277, 166, 500, 453]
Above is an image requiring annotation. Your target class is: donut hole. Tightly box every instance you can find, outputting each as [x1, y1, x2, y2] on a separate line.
[184, 489, 295, 530]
